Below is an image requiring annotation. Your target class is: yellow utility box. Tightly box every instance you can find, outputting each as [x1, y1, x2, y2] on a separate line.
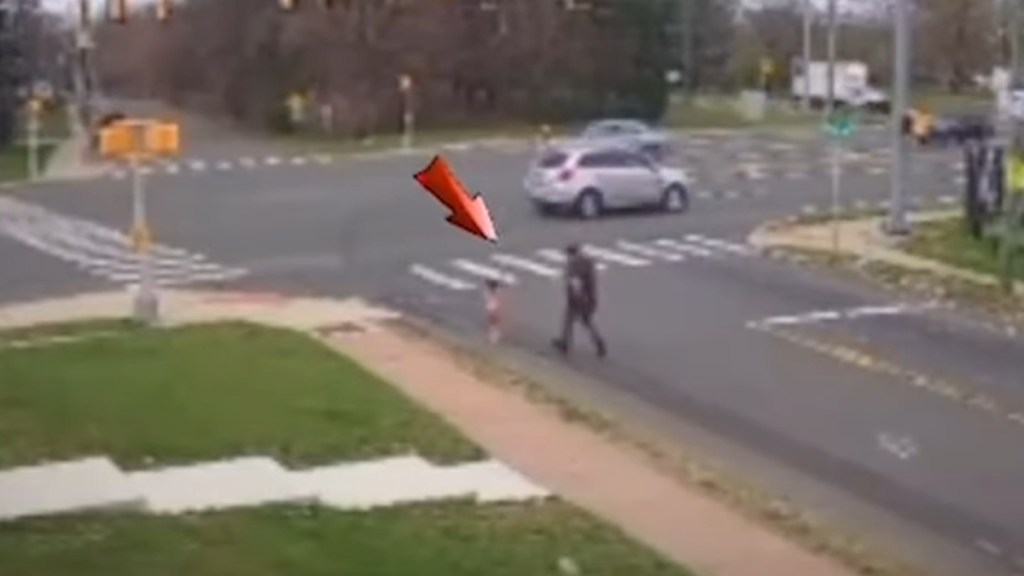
[146, 122, 181, 157]
[99, 121, 141, 158]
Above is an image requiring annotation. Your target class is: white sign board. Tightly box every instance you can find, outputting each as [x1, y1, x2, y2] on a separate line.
[1011, 89, 1024, 120]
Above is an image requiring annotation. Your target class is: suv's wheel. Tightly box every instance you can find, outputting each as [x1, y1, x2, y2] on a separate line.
[576, 189, 603, 220]
[661, 184, 689, 213]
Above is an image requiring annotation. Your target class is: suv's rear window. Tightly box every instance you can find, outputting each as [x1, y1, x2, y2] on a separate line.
[537, 151, 568, 168]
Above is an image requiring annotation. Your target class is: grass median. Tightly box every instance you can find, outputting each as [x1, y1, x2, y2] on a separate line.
[0, 321, 481, 468]
[905, 216, 1024, 282]
[0, 142, 57, 183]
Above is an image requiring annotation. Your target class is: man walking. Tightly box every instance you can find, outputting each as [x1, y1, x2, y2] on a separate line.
[552, 243, 606, 358]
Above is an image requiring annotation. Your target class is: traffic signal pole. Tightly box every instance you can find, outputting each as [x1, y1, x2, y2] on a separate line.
[886, 0, 911, 236]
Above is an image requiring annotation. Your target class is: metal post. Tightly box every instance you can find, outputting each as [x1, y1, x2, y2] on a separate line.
[825, 0, 837, 116]
[400, 76, 414, 150]
[831, 138, 843, 254]
[802, 0, 813, 111]
[26, 104, 39, 180]
[130, 152, 159, 324]
[886, 0, 911, 236]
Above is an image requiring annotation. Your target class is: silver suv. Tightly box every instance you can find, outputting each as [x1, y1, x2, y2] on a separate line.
[523, 142, 691, 219]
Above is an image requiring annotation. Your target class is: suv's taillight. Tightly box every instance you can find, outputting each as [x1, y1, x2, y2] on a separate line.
[558, 169, 573, 182]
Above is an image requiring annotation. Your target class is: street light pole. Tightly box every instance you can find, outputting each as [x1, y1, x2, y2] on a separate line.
[886, 0, 911, 236]
[802, 0, 812, 111]
[825, 0, 837, 116]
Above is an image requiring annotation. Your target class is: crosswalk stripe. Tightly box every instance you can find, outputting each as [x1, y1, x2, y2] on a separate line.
[654, 238, 714, 258]
[188, 160, 206, 171]
[216, 160, 233, 170]
[265, 156, 281, 166]
[409, 264, 476, 291]
[164, 164, 180, 174]
[313, 154, 333, 165]
[291, 156, 308, 166]
[0, 199, 245, 287]
[240, 157, 256, 168]
[490, 253, 561, 278]
[615, 240, 684, 262]
[583, 245, 649, 267]
[535, 248, 606, 271]
[451, 259, 517, 285]
[685, 234, 755, 256]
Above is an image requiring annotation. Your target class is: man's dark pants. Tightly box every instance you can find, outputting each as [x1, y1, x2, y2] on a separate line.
[558, 298, 605, 354]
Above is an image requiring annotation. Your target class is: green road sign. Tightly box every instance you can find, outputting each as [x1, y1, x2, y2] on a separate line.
[824, 110, 858, 138]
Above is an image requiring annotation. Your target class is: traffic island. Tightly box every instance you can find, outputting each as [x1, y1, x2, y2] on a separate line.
[749, 211, 1024, 332]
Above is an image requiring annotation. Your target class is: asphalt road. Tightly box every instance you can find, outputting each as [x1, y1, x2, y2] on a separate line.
[1, 111, 1022, 575]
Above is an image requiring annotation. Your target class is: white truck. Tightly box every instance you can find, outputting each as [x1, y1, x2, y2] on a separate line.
[791, 60, 890, 114]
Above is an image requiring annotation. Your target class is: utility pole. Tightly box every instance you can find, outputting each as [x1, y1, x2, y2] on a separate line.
[801, 0, 812, 111]
[886, 0, 911, 236]
[73, 0, 94, 136]
[825, 0, 837, 116]
[680, 0, 694, 99]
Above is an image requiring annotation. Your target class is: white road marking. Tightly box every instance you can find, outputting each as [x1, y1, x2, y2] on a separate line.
[723, 190, 740, 199]
[313, 154, 333, 165]
[867, 166, 887, 175]
[785, 171, 807, 180]
[747, 301, 941, 328]
[109, 169, 127, 180]
[290, 156, 308, 166]
[937, 194, 957, 205]
[137, 166, 154, 175]
[188, 160, 206, 171]
[684, 234, 755, 256]
[582, 245, 649, 267]
[696, 190, 714, 200]
[876, 199, 890, 209]
[264, 156, 281, 166]
[800, 204, 818, 214]
[451, 259, 517, 285]
[535, 248, 608, 271]
[164, 164, 180, 174]
[409, 264, 476, 291]
[975, 539, 1002, 557]
[877, 433, 918, 460]
[854, 200, 869, 210]
[216, 160, 233, 171]
[0, 198, 246, 287]
[615, 240, 684, 261]
[489, 253, 560, 278]
[654, 238, 713, 258]
[240, 156, 256, 168]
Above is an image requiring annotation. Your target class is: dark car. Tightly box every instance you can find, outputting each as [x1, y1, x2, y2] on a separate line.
[910, 112, 994, 146]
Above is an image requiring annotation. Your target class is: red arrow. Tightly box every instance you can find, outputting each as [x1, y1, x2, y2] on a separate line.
[413, 155, 498, 243]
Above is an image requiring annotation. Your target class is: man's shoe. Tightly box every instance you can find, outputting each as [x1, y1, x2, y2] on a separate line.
[551, 338, 568, 355]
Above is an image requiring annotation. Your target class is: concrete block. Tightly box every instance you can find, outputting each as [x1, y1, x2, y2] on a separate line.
[441, 460, 552, 503]
[305, 455, 477, 510]
[0, 457, 144, 521]
[126, 457, 314, 514]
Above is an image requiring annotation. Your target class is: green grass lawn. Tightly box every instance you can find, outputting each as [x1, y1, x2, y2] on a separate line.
[904, 216, 1024, 281]
[0, 321, 481, 468]
[0, 142, 57, 183]
[0, 501, 695, 576]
